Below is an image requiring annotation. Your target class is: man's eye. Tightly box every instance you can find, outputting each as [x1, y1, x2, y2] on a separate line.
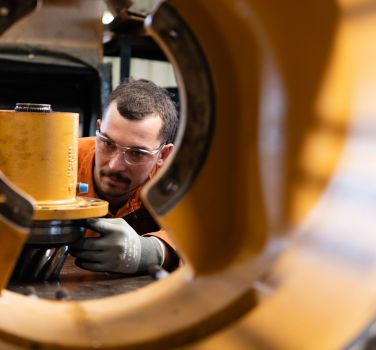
[103, 139, 116, 150]
[127, 150, 148, 162]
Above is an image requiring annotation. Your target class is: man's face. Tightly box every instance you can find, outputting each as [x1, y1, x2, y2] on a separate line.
[94, 101, 172, 203]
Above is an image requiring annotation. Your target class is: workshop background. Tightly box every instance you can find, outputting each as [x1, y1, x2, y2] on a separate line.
[1, 0, 376, 350]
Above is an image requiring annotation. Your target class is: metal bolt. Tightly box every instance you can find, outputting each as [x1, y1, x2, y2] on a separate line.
[169, 29, 179, 40]
[164, 179, 179, 193]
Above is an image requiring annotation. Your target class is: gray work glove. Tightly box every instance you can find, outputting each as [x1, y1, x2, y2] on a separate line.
[69, 218, 164, 274]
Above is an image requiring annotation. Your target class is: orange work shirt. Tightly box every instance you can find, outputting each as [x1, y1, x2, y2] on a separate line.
[77, 137, 176, 250]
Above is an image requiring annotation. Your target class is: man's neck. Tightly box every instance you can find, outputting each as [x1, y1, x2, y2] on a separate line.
[92, 171, 137, 215]
[95, 185, 135, 215]
[108, 197, 129, 215]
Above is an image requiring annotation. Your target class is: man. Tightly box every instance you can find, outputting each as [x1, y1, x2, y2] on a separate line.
[69, 79, 180, 275]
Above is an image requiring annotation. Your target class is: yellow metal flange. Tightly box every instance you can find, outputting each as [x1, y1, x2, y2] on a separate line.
[33, 197, 108, 220]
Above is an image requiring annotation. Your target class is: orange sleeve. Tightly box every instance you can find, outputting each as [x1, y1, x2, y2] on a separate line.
[77, 137, 98, 199]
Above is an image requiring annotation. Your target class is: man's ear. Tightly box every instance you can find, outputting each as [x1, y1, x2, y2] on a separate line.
[157, 144, 174, 167]
[96, 119, 101, 130]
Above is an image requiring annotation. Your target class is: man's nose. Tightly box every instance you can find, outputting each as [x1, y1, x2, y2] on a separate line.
[108, 150, 126, 170]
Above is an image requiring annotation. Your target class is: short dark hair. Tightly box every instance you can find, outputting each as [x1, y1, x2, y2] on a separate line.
[106, 79, 178, 144]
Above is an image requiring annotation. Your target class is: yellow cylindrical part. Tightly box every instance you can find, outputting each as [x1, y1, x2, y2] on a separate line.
[0, 107, 108, 220]
[0, 109, 78, 204]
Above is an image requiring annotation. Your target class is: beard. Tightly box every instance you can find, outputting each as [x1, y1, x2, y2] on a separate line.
[96, 169, 135, 200]
[99, 169, 131, 185]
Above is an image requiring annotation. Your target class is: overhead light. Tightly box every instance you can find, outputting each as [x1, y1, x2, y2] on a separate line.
[102, 10, 114, 25]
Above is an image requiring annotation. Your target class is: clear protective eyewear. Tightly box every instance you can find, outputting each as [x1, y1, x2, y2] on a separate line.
[96, 130, 164, 165]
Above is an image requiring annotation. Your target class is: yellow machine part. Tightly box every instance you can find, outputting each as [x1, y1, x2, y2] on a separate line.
[169, 0, 376, 349]
[0, 213, 29, 292]
[0, 110, 107, 220]
[0, 110, 79, 203]
[157, 0, 344, 274]
[0, 0, 376, 349]
[0, 170, 34, 294]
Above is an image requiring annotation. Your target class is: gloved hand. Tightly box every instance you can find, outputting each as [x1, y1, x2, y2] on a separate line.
[69, 218, 164, 274]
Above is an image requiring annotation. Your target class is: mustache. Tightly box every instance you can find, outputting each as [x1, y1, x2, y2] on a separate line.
[100, 170, 131, 184]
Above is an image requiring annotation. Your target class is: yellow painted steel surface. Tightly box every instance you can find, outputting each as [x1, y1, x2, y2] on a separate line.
[173, 0, 376, 349]
[0, 110, 107, 220]
[0, 170, 34, 294]
[158, 0, 344, 275]
[0, 218, 27, 292]
[0, 110, 79, 202]
[0, 0, 376, 349]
